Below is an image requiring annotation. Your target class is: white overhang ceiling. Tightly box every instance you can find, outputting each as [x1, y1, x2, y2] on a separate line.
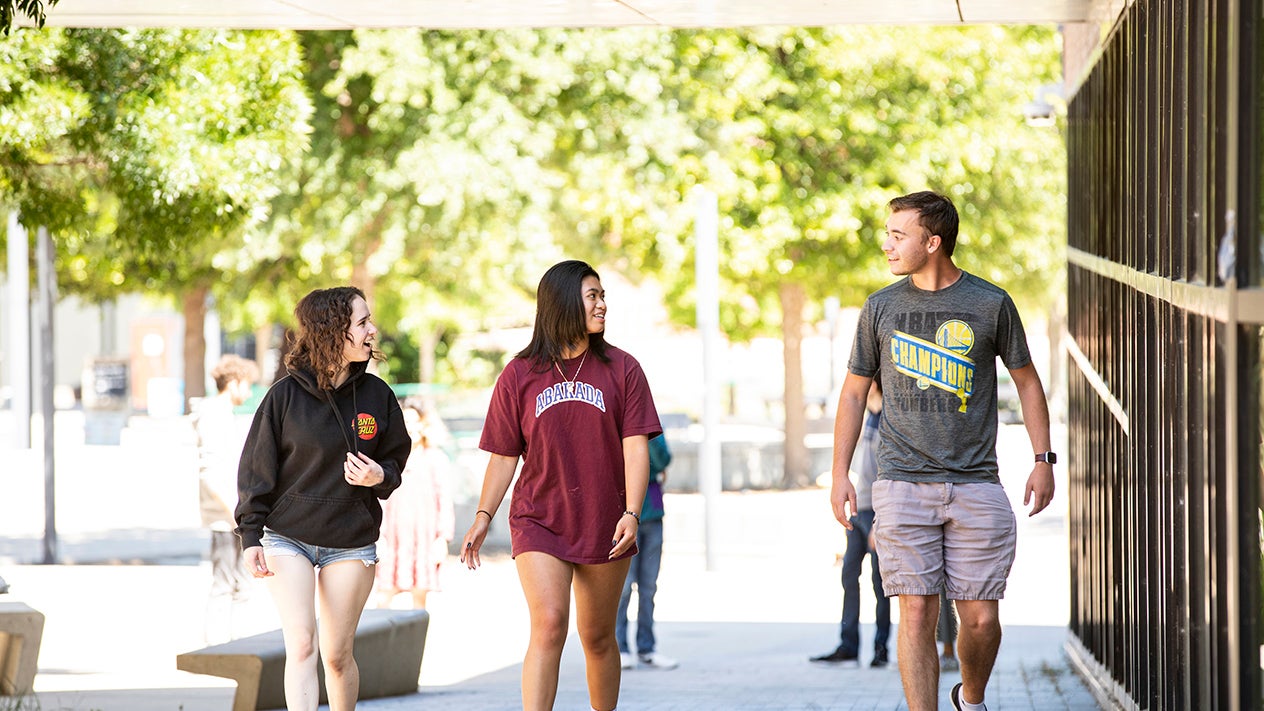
[26, 0, 1120, 30]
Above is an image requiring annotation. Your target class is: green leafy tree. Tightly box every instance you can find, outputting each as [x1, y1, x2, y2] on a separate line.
[218, 30, 540, 384]
[485, 27, 1063, 487]
[1, 28, 311, 402]
[238, 26, 1062, 490]
[627, 26, 1065, 486]
[229, 28, 696, 386]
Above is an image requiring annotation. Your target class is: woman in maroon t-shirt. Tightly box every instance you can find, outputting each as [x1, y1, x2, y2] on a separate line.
[460, 260, 662, 711]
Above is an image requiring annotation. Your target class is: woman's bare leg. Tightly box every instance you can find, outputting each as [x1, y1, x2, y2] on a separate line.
[317, 560, 377, 711]
[573, 558, 632, 711]
[266, 553, 320, 711]
[516, 552, 575, 711]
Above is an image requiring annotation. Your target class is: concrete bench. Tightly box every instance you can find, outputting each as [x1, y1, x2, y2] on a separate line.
[176, 608, 429, 711]
[0, 602, 45, 696]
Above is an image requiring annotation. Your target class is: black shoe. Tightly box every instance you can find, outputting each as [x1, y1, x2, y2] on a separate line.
[809, 646, 859, 664]
[870, 645, 888, 667]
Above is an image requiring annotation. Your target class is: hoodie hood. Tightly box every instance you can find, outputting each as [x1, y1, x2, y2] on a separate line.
[289, 359, 370, 397]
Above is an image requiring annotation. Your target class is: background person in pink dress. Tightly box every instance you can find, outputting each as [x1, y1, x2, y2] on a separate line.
[375, 399, 455, 610]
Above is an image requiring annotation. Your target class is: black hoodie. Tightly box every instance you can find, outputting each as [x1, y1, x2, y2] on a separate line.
[234, 360, 411, 550]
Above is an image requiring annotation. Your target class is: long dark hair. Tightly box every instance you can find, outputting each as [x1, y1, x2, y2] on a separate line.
[516, 260, 610, 370]
[285, 286, 380, 390]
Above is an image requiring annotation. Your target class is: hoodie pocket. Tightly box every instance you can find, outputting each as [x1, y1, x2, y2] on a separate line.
[266, 492, 375, 542]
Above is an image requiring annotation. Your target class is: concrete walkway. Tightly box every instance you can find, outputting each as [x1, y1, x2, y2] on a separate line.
[0, 421, 1101, 710]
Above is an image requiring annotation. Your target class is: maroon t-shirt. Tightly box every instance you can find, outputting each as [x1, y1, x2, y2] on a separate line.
[480, 346, 662, 564]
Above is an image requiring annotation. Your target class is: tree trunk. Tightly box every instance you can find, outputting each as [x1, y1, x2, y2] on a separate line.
[272, 328, 294, 383]
[351, 249, 380, 375]
[780, 281, 811, 488]
[418, 328, 438, 382]
[254, 322, 274, 385]
[182, 283, 210, 409]
[417, 327, 440, 411]
[350, 207, 389, 309]
[351, 259, 376, 310]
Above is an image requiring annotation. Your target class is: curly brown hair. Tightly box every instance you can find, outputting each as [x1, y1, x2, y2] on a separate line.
[285, 286, 379, 390]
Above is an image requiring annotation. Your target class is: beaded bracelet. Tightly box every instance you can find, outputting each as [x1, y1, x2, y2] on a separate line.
[622, 510, 640, 523]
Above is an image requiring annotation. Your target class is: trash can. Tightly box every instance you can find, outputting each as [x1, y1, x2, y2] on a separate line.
[83, 357, 129, 445]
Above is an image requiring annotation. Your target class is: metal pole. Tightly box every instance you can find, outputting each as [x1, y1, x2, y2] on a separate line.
[694, 187, 721, 571]
[824, 296, 840, 396]
[101, 300, 117, 355]
[6, 212, 30, 449]
[36, 226, 57, 564]
[1221, 0, 1242, 703]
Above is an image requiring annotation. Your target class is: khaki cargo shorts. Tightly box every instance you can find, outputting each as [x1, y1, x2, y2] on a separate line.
[870, 479, 1017, 600]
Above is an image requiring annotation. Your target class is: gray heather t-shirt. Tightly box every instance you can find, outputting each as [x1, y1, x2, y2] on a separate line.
[847, 272, 1031, 484]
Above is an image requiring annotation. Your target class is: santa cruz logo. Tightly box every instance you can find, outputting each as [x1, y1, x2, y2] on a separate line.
[355, 413, 378, 440]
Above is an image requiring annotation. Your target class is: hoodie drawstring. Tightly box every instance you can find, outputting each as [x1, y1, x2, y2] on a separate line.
[324, 381, 360, 456]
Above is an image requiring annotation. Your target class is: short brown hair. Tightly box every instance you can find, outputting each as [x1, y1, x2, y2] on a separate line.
[210, 354, 259, 393]
[888, 191, 959, 257]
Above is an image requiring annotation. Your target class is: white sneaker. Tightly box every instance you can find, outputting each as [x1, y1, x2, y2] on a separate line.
[620, 652, 636, 670]
[637, 652, 678, 670]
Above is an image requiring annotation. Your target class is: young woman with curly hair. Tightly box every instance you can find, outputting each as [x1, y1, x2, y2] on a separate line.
[235, 286, 412, 711]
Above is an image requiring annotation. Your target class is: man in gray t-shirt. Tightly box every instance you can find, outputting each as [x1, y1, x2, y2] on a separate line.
[828, 191, 1055, 711]
[851, 269, 1030, 485]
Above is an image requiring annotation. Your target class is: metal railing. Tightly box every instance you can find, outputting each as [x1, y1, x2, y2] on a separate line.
[1064, 0, 1261, 708]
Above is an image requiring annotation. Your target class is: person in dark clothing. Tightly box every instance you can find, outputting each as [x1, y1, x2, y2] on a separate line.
[938, 592, 960, 671]
[812, 381, 890, 668]
[235, 286, 411, 711]
[617, 433, 679, 671]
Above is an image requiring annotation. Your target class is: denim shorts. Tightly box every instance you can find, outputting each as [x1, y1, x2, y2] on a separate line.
[871, 480, 1016, 600]
[260, 528, 378, 569]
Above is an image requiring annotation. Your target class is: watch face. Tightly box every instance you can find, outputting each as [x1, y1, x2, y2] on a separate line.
[1037, 452, 1057, 464]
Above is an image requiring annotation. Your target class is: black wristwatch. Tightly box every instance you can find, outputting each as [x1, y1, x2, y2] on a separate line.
[1035, 452, 1057, 464]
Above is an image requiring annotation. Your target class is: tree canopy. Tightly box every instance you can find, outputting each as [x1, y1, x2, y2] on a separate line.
[647, 26, 1065, 335]
[2, 23, 1065, 423]
[1, 28, 311, 296]
[1, 26, 311, 400]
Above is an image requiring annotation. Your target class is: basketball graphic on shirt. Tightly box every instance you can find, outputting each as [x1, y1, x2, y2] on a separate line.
[936, 320, 975, 355]
[355, 413, 378, 440]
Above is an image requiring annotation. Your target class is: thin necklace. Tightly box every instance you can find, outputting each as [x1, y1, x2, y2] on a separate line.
[554, 349, 588, 393]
